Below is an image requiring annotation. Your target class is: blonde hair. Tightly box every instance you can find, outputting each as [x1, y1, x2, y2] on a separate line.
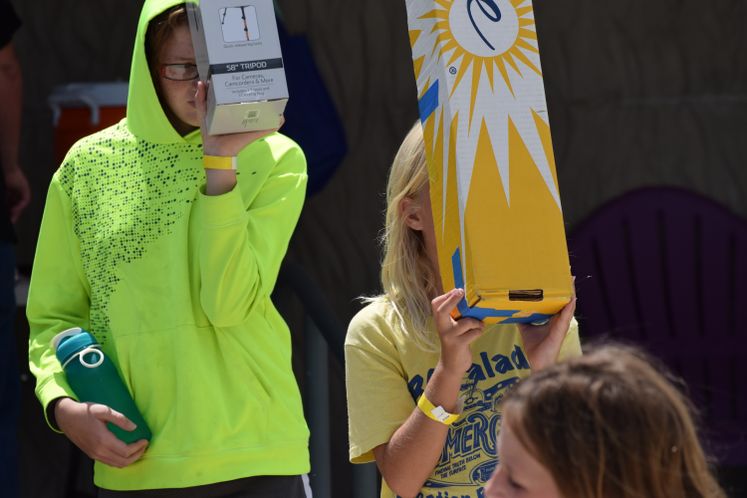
[502, 344, 726, 498]
[368, 122, 439, 351]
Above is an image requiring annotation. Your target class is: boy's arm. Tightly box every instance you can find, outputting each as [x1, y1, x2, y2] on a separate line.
[191, 137, 307, 328]
[27, 177, 90, 430]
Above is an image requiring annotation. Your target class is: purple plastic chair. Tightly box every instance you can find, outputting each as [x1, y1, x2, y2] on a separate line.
[568, 187, 747, 466]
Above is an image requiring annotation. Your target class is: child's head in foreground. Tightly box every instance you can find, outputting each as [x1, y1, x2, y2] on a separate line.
[486, 344, 725, 498]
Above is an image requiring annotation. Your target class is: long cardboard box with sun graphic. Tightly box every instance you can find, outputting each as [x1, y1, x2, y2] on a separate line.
[405, 0, 572, 324]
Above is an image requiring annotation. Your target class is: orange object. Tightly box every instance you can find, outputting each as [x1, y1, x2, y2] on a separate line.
[53, 107, 126, 164]
[49, 83, 128, 164]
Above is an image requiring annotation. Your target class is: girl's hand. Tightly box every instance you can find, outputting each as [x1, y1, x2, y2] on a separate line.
[194, 80, 282, 157]
[518, 282, 577, 371]
[432, 288, 484, 376]
[55, 398, 148, 468]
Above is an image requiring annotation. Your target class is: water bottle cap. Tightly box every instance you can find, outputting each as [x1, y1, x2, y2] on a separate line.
[51, 327, 84, 350]
[53, 328, 99, 366]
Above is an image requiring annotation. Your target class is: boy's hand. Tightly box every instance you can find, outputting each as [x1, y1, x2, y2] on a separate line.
[432, 288, 484, 376]
[55, 398, 148, 468]
[194, 80, 281, 157]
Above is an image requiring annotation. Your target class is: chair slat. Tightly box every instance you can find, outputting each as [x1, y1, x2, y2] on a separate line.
[569, 187, 747, 466]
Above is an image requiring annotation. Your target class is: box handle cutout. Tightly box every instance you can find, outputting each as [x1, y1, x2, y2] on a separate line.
[508, 290, 544, 302]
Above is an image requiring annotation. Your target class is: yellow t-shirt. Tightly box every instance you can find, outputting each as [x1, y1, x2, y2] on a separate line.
[345, 299, 581, 498]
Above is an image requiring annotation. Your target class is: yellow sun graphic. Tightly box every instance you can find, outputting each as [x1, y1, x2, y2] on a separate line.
[407, 0, 560, 212]
[416, 0, 539, 121]
[405, 0, 569, 316]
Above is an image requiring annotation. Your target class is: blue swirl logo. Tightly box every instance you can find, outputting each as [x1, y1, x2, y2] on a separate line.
[467, 0, 502, 51]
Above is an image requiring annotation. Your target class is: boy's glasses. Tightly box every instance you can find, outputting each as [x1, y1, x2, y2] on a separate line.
[160, 63, 199, 81]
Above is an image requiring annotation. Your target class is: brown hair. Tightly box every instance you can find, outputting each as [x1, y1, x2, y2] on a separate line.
[502, 344, 725, 498]
[145, 5, 188, 80]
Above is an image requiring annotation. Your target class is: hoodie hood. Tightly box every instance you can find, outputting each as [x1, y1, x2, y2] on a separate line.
[126, 0, 197, 144]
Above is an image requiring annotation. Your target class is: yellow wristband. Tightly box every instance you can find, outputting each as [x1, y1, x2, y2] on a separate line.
[417, 394, 460, 425]
[203, 155, 238, 170]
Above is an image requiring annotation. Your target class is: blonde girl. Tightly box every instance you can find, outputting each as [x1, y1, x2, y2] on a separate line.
[345, 122, 580, 498]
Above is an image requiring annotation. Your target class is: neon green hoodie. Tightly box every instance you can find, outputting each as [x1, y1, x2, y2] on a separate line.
[27, 0, 309, 490]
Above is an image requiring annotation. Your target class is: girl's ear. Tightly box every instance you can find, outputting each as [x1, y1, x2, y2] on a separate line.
[400, 196, 425, 231]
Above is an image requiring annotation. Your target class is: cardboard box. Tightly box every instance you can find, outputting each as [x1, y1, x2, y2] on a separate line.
[186, 0, 288, 135]
[405, 0, 572, 324]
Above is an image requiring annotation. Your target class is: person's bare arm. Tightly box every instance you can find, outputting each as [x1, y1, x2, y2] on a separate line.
[0, 41, 30, 221]
[373, 289, 483, 498]
[372, 363, 462, 498]
[0, 41, 21, 168]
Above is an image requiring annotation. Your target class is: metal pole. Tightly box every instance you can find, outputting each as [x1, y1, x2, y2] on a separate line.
[305, 318, 331, 498]
[352, 462, 379, 498]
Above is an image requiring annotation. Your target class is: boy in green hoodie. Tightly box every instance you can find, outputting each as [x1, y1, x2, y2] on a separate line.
[27, 1, 310, 495]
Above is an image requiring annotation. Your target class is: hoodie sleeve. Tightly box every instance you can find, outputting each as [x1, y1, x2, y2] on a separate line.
[191, 136, 307, 328]
[27, 174, 91, 431]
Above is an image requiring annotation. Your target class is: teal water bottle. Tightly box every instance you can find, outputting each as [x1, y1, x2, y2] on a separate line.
[52, 327, 152, 444]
